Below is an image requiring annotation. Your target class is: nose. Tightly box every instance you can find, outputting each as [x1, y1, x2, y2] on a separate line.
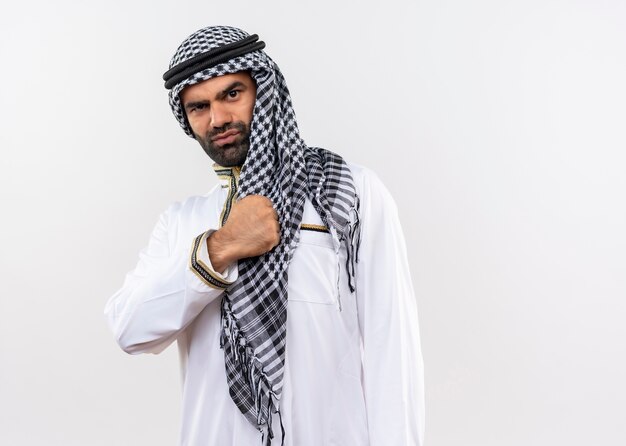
[209, 102, 232, 129]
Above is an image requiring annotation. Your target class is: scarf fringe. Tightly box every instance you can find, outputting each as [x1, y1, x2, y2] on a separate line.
[221, 300, 285, 446]
[345, 195, 362, 293]
[260, 399, 285, 446]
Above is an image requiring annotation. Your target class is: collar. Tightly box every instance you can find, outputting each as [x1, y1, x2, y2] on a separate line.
[213, 163, 241, 225]
[213, 163, 241, 185]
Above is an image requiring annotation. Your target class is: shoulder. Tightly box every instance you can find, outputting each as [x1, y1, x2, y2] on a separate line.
[345, 161, 372, 184]
[346, 162, 397, 210]
[159, 184, 221, 223]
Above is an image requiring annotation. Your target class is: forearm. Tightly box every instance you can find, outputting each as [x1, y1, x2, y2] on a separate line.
[105, 207, 235, 355]
[105, 248, 226, 354]
[359, 280, 425, 445]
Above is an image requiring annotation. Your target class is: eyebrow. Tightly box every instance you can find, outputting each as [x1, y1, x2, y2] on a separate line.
[217, 81, 247, 99]
[184, 100, 209, 112]
[183, 81, 248, 112]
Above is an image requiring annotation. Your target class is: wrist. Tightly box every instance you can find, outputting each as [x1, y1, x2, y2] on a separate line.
[207, 229, 234, 273]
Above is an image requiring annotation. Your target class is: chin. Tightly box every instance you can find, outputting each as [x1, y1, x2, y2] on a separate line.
[218, 159, 245, 168]
[216, 148, 248, 167]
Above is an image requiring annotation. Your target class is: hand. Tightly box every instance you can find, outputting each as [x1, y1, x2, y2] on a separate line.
[207, 195, 280, 273]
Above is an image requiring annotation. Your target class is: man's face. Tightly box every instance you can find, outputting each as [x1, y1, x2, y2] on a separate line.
[180, 71, 257, 167]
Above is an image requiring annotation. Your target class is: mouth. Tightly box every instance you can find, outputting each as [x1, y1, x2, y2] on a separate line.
[211, 129, 241, 146]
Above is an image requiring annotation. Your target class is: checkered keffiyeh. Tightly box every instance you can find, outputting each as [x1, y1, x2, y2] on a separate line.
[166, 26, 361, 443]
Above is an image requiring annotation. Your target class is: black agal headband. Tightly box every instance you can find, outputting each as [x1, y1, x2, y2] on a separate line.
[162, 34, 265, 90]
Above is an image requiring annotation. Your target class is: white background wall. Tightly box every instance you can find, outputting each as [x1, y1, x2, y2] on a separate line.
[1, 0, 625, 445]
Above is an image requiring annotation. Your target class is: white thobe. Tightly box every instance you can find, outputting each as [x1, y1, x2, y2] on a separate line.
[104, 163, 424, 446]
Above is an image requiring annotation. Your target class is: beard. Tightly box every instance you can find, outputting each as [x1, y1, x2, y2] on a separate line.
[194, 121, 251, 167]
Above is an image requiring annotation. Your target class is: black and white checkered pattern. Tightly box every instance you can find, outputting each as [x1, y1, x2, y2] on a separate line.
[167, 26, 361, 442]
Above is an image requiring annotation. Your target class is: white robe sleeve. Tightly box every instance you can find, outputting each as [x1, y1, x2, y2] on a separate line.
[104, 204, 237, 355]
[355, 170, 425, 446]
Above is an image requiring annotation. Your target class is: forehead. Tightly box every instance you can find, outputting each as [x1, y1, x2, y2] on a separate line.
[180, 71, 255, 102]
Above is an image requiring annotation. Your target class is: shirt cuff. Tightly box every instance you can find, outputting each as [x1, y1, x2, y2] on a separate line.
[189, 230, 238, 290]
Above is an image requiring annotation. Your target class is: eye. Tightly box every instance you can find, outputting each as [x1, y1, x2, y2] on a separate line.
[227, 90, 240, 99]
[188, 103, 207, 113]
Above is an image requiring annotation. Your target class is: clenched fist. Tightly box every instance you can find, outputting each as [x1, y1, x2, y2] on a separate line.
[207, 195, 280, 273]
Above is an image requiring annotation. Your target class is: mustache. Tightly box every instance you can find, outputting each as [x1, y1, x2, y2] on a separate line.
[207, 122, 248, 139]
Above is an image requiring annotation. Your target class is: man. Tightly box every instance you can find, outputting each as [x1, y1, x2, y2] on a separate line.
[105, 25, 424, 446]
